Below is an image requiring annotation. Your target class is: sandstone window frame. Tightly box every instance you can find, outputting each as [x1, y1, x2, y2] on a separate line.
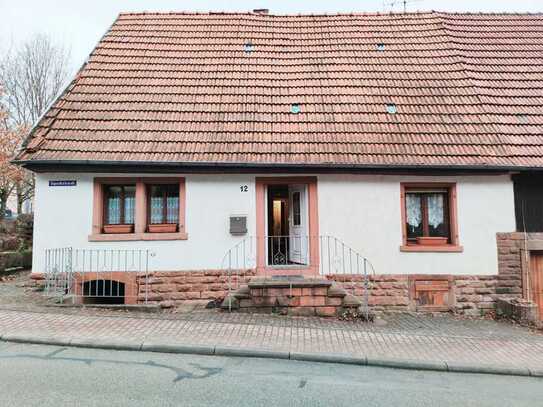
[89, 177, 187, 241]
[400, 182, 462, 253]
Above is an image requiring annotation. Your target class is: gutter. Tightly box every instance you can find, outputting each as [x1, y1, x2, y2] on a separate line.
[10, 158, 539, 174]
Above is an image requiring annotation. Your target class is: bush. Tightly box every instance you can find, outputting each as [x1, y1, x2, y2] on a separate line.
[0, 250, 32, 274]
[15, 214, 33, 250]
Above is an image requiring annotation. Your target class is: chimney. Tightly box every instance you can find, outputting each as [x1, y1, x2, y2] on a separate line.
[253, 9, 269, 15]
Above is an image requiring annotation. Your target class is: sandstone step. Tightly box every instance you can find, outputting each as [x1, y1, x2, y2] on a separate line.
[248, 277, 332, 289]
[220, 295, 240, 310]
[232, 285, 251, 299]
[342, 294, 363, 308]
[327, 284, 348, 298]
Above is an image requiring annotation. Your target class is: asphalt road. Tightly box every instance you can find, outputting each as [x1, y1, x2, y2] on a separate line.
[0, 342, 542, 407]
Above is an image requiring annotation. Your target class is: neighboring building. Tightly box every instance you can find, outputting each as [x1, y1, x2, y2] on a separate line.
[13, 11, 543, 317]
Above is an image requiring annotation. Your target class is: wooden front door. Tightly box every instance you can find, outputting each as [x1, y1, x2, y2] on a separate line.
[530, 253, 543, 320]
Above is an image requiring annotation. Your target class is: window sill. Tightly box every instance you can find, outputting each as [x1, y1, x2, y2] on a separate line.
[400, 245, 463, 253]
[88, 232, 188, 242]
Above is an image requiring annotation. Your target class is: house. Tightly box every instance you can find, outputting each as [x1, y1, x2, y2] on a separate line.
[13, 10, 543, 318]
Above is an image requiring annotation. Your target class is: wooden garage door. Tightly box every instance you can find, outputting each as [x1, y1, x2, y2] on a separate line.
[529, 253, 543, 321]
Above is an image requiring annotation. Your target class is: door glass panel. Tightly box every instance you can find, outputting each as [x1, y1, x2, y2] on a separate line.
[293, 191, 301, 226]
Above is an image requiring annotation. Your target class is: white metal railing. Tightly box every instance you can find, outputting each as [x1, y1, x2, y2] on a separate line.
[44, 248, 152, 304]
[220, 235, 376, 314]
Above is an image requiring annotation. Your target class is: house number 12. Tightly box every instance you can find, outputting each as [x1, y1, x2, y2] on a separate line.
[240, 185, 248, 192]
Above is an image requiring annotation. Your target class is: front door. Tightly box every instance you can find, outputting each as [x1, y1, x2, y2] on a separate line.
[288, 184, 308, 265]
[530, 253, 543, 321]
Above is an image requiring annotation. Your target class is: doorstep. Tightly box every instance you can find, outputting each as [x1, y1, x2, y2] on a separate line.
[248, 276, 333, 289]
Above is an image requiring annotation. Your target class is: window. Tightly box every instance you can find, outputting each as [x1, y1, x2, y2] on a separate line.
[405, 190, 449, 242]
[400, 183, 461, 252]
[91, 178, 187, 241]
[103, 185, 135, 233]
[148, 184, 180, 228]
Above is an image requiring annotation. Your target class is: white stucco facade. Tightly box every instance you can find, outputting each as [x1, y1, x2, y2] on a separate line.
[318, 174, 515, 276]
[32, 172, 515, 276]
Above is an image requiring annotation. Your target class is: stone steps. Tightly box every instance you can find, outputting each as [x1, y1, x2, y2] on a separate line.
[221, 277, 363, 317]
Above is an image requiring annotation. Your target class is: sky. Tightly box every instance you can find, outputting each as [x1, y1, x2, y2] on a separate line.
[1, 0, 542, 70]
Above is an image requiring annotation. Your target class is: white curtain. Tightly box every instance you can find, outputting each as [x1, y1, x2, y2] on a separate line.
[166, 196, 179, 223]
[124, 195, 135, 224]
[150, 197, 163, 224]
[107, 196, 120, 224]
[406, 194, 422, 231]
[427, 194, 444, 228]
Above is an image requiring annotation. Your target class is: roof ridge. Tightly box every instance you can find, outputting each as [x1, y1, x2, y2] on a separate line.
[116, 11, 543, 17]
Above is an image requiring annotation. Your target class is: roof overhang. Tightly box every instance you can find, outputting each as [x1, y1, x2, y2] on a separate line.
[12, 159, 532, 175]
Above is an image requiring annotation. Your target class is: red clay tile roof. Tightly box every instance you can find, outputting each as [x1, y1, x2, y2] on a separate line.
[15, 11, 543, 169]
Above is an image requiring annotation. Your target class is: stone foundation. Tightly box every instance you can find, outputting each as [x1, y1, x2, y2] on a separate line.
[496, 232, 526, 297]
[136, 269, 256, 308]
[131, 268, 519, 315]
[328, 272, 522, 316]
[30, 231, 528, 315]
[327, 274, 410, 311]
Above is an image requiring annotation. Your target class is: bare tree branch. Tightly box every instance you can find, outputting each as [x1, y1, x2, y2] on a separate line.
[0, 34, 71, 217]
[0, 33, 71, 127]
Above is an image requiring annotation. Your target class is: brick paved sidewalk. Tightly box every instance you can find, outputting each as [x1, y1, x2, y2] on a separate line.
[1, 307, 543, 373]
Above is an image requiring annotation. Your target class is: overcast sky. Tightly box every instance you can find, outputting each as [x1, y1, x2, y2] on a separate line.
[1, 0, 541, 70]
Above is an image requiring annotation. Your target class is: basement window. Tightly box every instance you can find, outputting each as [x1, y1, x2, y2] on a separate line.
[82, 279, 125, 305]
[290, 103, 301, 114]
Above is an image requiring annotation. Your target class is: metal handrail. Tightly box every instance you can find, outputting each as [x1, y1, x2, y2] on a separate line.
[43, 248, 151, 304]
[221, 235, 376, 315]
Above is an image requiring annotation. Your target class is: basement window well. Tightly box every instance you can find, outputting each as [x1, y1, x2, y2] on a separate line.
[82, 279, 125, 304]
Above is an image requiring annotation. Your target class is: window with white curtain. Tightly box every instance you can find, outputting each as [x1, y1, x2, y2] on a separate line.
[405, 189, 450, 242]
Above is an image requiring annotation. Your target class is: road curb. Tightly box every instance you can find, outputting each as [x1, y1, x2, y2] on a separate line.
[367, 357, 448, 372]
[2, 333, 71, 347]
[215, 346, 290, 359]
[290, 351, 367, 365]
[141, 342, 215, 356]
[70, 338, 142, 351]
[446, 361, 531, 377]
[0, 335, 540, 378]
